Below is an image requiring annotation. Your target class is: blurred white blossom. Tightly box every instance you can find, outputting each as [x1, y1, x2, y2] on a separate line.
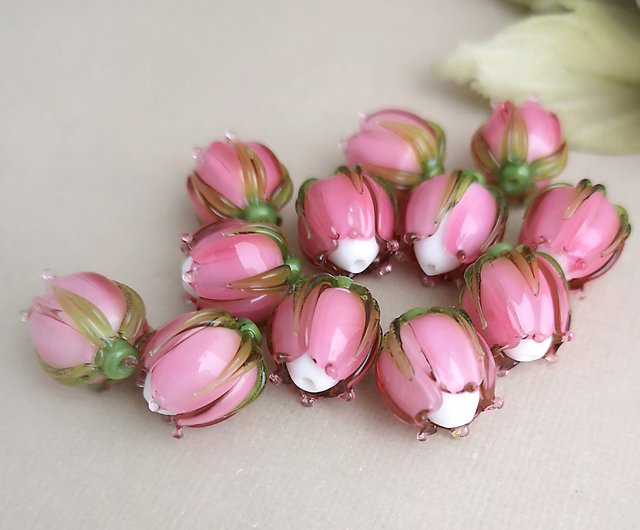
[436, 0, 640, 154]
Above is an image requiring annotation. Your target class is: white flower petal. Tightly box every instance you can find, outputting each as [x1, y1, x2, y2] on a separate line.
[507, 0, 566, 11]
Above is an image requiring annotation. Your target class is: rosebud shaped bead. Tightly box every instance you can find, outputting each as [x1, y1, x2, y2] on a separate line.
[459, 244, 572, 374]
[344, 109, 446, 194]
[404, 169, 508, 280]
[187, 136, 292, 225]
[140, 308, 266, 436]
[376, 307, 499, 440]
[181, 220, 301, 325]
[296, 167, 397, 275]
[519, 179, 631, 289]
[25, 271, 147, 388]
[471, 100, 568, 201]
[268, 274, 381, 404]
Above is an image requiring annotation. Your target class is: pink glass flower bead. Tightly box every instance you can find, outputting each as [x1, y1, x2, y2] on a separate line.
[25, 271, 147, 388]
[343, 108, 446, 193]
[296, 167, 397, 276]
[471, 99, 568, 201]
[140, 308, 266, 436]
[404, 169, 507, 280]
[181, 220, 301, 325]
[187, 136, 292, 225]
[376, 307, 499, 440]
[459, 244, 572, 374]
[268, 274, 381, 405]
[519, 179, 631, 289]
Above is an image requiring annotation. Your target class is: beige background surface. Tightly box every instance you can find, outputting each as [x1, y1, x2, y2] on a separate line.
[2, 1, 639, 528]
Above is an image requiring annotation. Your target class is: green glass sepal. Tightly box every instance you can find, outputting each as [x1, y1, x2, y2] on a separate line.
[285, 255, 301, 285]
[238, 318, 262, 345]
[486, 242, 513, 257]
[336, 276, 354, 289]
[36, 354, 102, 387]
[399, 307, 429, 322]
[422, 159, 445, 179]
[234, 359, 267, 413]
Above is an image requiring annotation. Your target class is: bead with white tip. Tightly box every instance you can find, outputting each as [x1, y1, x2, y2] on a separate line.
[414, 212, 459, 276]
[503, 336, 553, 362]
[143, 373, 177, 416]
[428, 390, 480, 429]
[286, 353, 339, 393]
[181, 257, 198, 297]
[329, 237, 379, 274]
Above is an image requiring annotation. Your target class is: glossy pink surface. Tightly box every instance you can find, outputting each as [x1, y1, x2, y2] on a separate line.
[28, 272, 127, 369]
[177, 369, 259, 428]
[196, 141, 247, 207]
[195, 140, 282, 209]
[204, 293, 287, 325]
[460, 254, 570, 351]
[376, 310, 495, 428]
[270, 286, 376, 388]
[483, 100, 563, 163]
[297, 172, 395, 268]
[519, 184, 623, 281]
[187, 183, 216, 224]
[345, 109, 435, 174]
[141, 310, 264, 428]
[405, 174, 499, 263]
[28, 309, 95, 368]
[183, 220, 288, 323]
[146, 326, 242, 414]
[245, 142, 283, 197]
[188, 137, 288, 224]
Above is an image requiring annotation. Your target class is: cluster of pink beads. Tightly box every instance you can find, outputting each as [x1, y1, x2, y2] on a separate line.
[24, 101, 631, 440]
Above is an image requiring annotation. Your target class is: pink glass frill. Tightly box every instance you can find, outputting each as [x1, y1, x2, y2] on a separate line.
[140, 308, 266, 437]
[459, 244, 572, 374]
[25, 271, 147, 388]
[471, 99, 568, 201]
[181, 219, 301, 325]
[267, 274, 381, 405]
[296, 167, 398, 276]
[187, 136, 292, 225]
[344, 108, 446, 193]
[376, 307, 499, 440]
[519, 179, 631, 289]
[404, 169, 507, 282]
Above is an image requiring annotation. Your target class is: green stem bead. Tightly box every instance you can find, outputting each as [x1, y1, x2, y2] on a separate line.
[241, 201, 279, 224]
[99, 338, 139, 380]
[498, 160, 532, 196]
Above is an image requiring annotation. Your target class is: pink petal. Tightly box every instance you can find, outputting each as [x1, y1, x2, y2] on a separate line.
[402, 313, 483, 393]
[28, 310, 95, 368]
[177, 367, 259, 427]
[345, 128, 421, 174]
[196, 141, 247, 208]
[307, 288, 366, 381]
[246, 142, 284, 198]
[444, 183, 498, 260]
[404, 173, 448, 237]
[52, 272, 126, 332]
[148, 326, 242, 414]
